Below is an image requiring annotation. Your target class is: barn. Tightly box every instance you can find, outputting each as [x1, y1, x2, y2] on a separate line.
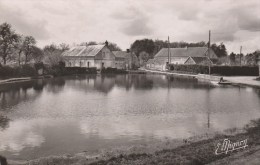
[112, 49, 139, 70]
[63, 41, 115, 70]
[146, 47, 217, 70]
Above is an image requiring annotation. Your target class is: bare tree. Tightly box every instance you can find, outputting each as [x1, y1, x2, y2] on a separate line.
[43, 44, 64, 66]
[59, 43, 69, 52]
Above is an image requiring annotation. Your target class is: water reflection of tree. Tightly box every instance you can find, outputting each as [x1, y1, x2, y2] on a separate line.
[45, 77, 65, 93]
[0, 115, 10, 130]
[0, 80, 46, 111]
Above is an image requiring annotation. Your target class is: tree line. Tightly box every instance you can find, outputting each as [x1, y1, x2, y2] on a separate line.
[0, 23, 121, 66]
[130, 38, 259, 66]
[1, 22, 259, 67]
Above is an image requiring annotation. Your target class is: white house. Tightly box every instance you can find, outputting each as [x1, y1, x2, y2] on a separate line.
[62, 41, 115, 70]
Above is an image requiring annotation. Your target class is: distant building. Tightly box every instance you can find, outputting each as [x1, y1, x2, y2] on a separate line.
[146, 47, 218, 70]
[63, 41, 115, 70]
[258, 57, 260, 76]
[184, 56, 212, 65]
[113, 49, 139, 70]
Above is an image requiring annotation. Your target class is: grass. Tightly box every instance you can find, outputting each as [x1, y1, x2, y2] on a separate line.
[7, 118, 260, 165]
[89, 118, 260, 165]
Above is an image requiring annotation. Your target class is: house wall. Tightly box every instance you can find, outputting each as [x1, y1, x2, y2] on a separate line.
[169, 57, 189, 64]
[64, 57, 96, 68]
[258, 58, 260, 76]
[95, 47, 115, 69]
[184, 58, 195, 65]
[115, 58, 126, 69]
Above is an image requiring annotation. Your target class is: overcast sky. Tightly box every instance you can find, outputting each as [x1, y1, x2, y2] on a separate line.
[0, 0, 259, 54]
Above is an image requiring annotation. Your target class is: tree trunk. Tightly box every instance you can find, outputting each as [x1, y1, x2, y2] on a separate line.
[18, 51, 21, 66]
[3, 56, 6, 65]
[25, 54, 28, 64]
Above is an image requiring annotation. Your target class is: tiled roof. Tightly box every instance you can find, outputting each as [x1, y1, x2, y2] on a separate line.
[154, 47, 218, 59]
[190, 57, 211, 64]
[63, 45, 105, 57]
[112, 51, 129, 58]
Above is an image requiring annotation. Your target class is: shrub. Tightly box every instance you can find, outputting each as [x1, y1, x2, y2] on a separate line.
[101, 67, 127, 74]
[168, 64, 259, 76]
[0, 65, 37, 78]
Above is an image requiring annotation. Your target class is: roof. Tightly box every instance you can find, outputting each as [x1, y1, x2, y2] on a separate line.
[112, 51, 130, 58]
[154, 47, 218, 59]
[63, 45, 105, 57]
[189, 57, 211, 64]
[146, 58, 168, 65]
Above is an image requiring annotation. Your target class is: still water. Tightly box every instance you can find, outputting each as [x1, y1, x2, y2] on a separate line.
[0, 74, 260, 160]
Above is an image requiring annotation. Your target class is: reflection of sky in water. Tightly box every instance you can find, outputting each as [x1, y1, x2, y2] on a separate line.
[0, 75, 260, 160]
[0, 119, 45, 153]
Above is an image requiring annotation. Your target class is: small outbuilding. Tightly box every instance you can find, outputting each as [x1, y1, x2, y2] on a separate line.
[113, 49, 139, 70]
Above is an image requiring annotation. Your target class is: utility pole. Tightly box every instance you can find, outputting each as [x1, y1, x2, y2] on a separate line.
[168, 36, 170, 64]
[240, 46, 242, 66]
[208, 30, 211, 75]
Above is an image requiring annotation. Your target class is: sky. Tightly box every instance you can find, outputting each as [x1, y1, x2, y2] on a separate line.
[0, 0, 259, 54]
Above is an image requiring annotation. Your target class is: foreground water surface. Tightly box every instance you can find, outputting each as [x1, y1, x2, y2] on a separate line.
[0, 74, 260, 160]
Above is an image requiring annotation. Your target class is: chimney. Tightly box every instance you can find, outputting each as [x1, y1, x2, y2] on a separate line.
[105, 40, 108, 46]
[126, 49, 130, 53]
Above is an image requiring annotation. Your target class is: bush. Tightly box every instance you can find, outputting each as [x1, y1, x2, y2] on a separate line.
[101, 67, 127, 74]
[168, 64, 259, 76]
[0, 65, 37, 78]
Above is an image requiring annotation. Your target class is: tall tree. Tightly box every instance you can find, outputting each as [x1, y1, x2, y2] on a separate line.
[43, 44, 64, 66]
[211, 43, 228, 58]
[229, 52, 236, 65]
[0, 23, 19, 64]
[23, 36, 36, 63]
[16, 35, 24, 66]
[31, 46, 44, 62]
[131, 39, 155, 58]
[245, 51, 259, 66]
[105, 42, 121, 51]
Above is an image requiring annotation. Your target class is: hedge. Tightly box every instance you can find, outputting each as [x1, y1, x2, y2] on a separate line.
[101, 67, 127, 74]
[169, 64, 259, 76]
[0, 63, 97, 79]
[0, 65, 38, 78]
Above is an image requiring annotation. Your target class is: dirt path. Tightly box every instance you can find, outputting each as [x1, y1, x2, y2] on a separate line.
[224, 76, 260, 88]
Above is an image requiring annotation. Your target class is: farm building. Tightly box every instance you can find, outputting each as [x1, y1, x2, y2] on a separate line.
[184, 56, 212, 65]
[63, 41, 115, 70]
[112, 49, 139, 70]
[146, 47, 217, 70]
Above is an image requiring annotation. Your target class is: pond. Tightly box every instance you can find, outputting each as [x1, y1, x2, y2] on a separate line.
[0, 74, 260, 160]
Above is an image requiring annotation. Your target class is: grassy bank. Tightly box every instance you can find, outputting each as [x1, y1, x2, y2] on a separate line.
[5, 118, 258, 165]
[89, 119, 260, 165]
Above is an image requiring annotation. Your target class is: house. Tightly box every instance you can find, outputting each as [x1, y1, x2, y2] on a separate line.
[146, 47, 217, 70]
[258, 57, 260, 76]
[184, 56, 212, 65]
[63, 41, 115, 70]
[113, 49, 139, 70]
